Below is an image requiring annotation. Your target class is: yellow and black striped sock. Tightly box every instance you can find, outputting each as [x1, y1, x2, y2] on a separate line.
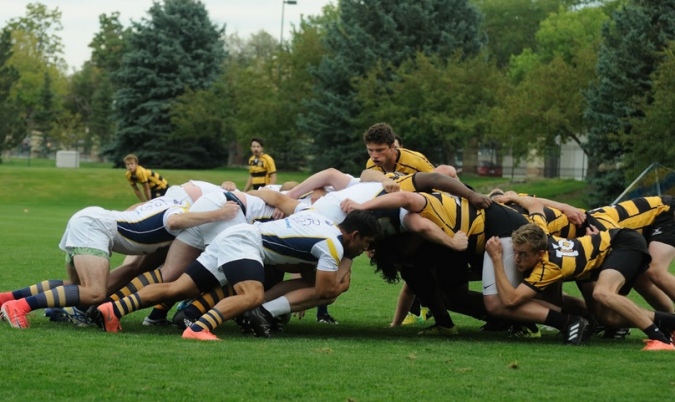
[190, 285, 232, 315]
[25, 285, 79, 310]
[14, 280, 64, 299]
[146, 302, 174, 320]
[112, 293, 143, 318]
[108, 269, 163, 302]
[190, 309, 225, 333]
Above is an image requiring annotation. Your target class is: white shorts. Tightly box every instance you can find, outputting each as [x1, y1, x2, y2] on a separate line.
[175, 192, 247, 250]
[165, 186, 192, 205]
[196, 223, 264, 286]
[312, 193, 346, 224]
[59, 207, 115, 255]
[481, 237, 522, 296]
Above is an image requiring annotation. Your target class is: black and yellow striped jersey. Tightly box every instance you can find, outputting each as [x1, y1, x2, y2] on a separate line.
[522, 213, 621, 291]
[248, 154, 276, 187]
[505, 203, 582, 239]
[366, 148, 435, 175]
[416, 192, 486, 254]
[588, 196, 672, 233]
[126, 165, 168, 190]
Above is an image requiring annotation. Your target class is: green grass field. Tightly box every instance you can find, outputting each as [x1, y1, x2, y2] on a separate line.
[0, 160, 673, 401]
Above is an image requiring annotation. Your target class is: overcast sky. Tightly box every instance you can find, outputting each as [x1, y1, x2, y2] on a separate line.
[2, 0, 334, 72]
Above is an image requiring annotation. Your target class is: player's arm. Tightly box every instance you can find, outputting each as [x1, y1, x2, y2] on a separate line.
[486, 236, 537, 307]
[267, 156, 277, 185]
[314, 258, 352, 299]
[391, 282, 416, 327]
[166, 202, 240, 230]
[286, 168, 353, 199]
[248, 189, 300, 216]
[141, 182, 151, 201]
[130, 183, 144, 202]
[243, 176, 253, 192]
[341, 191, 425, 214]
[495, 193, 545, 216]
[359, 169, 399, 193]
[403, 213, 468, 251]
[414, 172, 491, 209]
[268, 172, 277, 185]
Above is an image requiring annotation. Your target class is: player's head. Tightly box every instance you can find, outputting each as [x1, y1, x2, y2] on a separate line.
[338, 210, 382, 259]
[511, 224, 547, 272]
[393, 134, 403, 149]
[363, 123, 397, 167]
[124, 154, 139, 172]
[279, 181, 298, 191]
[250, 138, 264, 157]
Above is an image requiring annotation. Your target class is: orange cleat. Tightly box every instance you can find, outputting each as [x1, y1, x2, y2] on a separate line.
[1, 299, 30, 329]
[182, 327, 222, 341]
[96, 302, 122, 333]
[642, 339, 675, 351]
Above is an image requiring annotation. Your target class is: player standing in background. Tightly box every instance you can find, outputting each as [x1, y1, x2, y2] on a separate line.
[244, 138, 276, 192]
[124, 154, 170, 201]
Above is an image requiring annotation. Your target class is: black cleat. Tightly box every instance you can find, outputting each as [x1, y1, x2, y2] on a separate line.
[563, 316, 589, 346]
[247, 307, 272, 339]
[271, 313, 290, 332]
[234, 313, 254, 336]
[316, 313, 338, 325]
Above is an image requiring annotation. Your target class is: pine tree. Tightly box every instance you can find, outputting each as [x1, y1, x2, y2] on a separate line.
[108, 0, 226, 168]
[0, 29, 26, 162]
[33, 70, 55, 158]
[584, 0, 675, 205]
[299, 0, 485, 173]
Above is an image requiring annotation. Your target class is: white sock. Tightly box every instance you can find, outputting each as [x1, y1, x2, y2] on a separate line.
[262, 296, 291, 318]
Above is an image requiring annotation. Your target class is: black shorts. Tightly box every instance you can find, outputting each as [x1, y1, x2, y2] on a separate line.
[483, 203, 529, 239]
[644, 196, 675, 247]
[152, 186, 169, 199]
[599, 229, 651, 294]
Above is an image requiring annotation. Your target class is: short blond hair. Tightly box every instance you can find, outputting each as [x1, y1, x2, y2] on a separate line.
[512, 224, 548, 252]
[124, 154, 139, 164]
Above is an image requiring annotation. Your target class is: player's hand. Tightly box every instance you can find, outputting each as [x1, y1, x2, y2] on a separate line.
[486, 236, 503, 260]
[272, 207, 287, 220]
[294, 310, 306, 320]
[221, 181, 237, 191]
[219, 201, 240, 220]
[585, 224, 599, 236]
[340, 198, 362, 213]
[562, 206, 586, 226]
[451, 231, 468, 251]
[382, 178, 400, 193]
[467, 191, 492, 209]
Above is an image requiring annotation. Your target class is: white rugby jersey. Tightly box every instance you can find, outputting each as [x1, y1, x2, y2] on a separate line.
[257, 206, 344, 272]
[312, 182, 400, 236]
[112, 196, 189, 254]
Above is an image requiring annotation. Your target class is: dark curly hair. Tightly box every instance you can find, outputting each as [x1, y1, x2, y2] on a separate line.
[363, 122, 396, 145]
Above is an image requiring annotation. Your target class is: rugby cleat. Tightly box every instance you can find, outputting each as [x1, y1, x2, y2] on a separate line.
[2, 299, 30, 329]
[316, 313, 339, 325]
[44, 308, 72, 323]
[402, 313, 424, 325]
[418, 324, 458, 336]
[96, 302, 122, 333]
[642, 339, 675, 351]
[562, 316, 589, 346]
[246, 307, 273, 339]
[182, 327, 222, 341]
[508, 324, 541, 339]
[142, 317, 173, 327]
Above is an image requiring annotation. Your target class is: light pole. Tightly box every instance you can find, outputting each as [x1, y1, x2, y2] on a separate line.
[279, 0, 297, 49]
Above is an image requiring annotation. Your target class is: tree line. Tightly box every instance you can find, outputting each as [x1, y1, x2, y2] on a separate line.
[2, 0, 675, 205]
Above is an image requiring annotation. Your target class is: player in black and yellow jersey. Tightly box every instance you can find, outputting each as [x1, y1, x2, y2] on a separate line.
[486, 195, 675, 350]
[498, 192, 675, 314]
[364, 123, 435, 175]
[124, 154, 169, 201]
[244, 138, 276, 191]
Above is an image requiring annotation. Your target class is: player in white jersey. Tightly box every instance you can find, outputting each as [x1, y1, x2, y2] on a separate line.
[0, 197, 240, 329]
[95, 195, 381, 340]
